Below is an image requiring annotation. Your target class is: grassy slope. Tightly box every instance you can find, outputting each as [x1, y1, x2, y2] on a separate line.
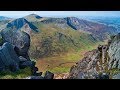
[36, 41, 104, 74]
[0, 67, 32, 79]
[28, 22, 105, 74]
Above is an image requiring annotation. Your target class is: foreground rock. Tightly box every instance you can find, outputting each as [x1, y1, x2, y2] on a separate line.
[1, 28, 30, 60]
[68, 33, 120, 79]
[68, 44, 109, 79]
[112, 73, 120, 79]
[0, 27, 54, 79]
[0, 42, 20, 72]
[0, 29, 38, 75]
[108, 33, 120, 69]
[44, 71, 54, 79]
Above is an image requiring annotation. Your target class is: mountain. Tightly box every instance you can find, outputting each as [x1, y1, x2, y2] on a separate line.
[24, 14, 43, 22]
[40, 17, 118, 41]
[65, 17, 118, 40]
[0, 16, 12, 21]
[29, 21, 98, 58]
[0, 15, 118, 55]
[2, 18, 39, 34]
[81, 16, 120, 32]
[0, 14, 119, 74]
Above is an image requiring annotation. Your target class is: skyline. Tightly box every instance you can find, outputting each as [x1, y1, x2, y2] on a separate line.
[0, 11, 120, 18]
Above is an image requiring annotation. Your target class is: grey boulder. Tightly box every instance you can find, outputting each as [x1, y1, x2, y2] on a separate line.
[0, 42, 20, 72]
[1, 28, 30, 60]
[44, 71, 54, 79]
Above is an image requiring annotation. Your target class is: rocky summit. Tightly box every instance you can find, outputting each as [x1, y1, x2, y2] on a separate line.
[68, 33, 120, 79]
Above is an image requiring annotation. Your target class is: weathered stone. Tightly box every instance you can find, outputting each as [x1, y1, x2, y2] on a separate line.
[4, 42, 20, 63]
[19, 61, 34, 69]
[0, 42, 20, 72]
[95, 73, 109, 79]
[108, 33, 120, 70]
[32, 67, 38, 75]
[44, 71, 54, 79]
[69, 45, 110, 79]
[1, 29, 30, 60]
[19, 56, 27, 62]
[35, 72, 42, 76]
[112, 73, 120, 79]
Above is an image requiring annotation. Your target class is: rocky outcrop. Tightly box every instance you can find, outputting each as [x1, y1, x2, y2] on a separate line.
[0, 41, 38, 74]
[68, 45, 109, 79]
[0, 28, 38, 74]
[0, 42, 20, 72]
[108, 33, 120, 69]
[1, 28, 30, 60]
[68, 33, 120, 79]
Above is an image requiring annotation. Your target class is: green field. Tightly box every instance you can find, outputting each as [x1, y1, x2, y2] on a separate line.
[0, 67, 32, 79]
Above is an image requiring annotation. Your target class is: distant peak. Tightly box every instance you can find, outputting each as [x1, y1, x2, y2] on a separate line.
[26, 14, 42, 19]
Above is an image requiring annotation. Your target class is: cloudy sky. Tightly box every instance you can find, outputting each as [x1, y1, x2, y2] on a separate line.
[0, 11, 120, 18]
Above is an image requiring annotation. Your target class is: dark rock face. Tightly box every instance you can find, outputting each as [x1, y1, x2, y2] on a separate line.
[95, 73, 109, 79]
[1, 29, 30, 60]
[112, 73, 120, 79]
[19, 61, 34, 69]
[44, 71, 54, 79]
[19, 56, 27, 62]
[108, 33, 120, 69]
[0, 28, 38, 75]
[0, 42, 20, 72]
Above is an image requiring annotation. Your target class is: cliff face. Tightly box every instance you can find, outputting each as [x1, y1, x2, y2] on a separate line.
[68, 33, 120, 79]
[108, 33, 120, 69]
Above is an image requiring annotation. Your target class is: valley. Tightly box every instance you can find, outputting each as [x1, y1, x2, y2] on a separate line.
[36, 41, 105, 74]
[0, 12, 119, 79]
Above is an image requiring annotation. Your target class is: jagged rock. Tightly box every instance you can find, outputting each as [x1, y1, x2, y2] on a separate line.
[0, 42, 20, 72]
[69, 45, 109, 79]
[1, 28, 30, 60]
[19, 56, 27, 62]
[44, 71, 54, 79]
[32, 67, 38, 75]
[19, 61, 34, 69]
[108, 33, 120, 69]
[112, 73, 120, 79]
[68, 33, 120, 79]
[35, 72, 42, 76]
[95, 73, 109, 79]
